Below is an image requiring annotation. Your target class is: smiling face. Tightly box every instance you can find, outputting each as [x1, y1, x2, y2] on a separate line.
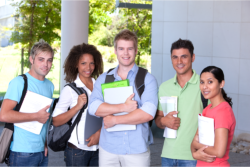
[200, 72, 225, 100]
[77, 53, 95, 79]
[171, 48, 195, 76]
[29, 51, 53, 80]
[115, 39, 137, 69]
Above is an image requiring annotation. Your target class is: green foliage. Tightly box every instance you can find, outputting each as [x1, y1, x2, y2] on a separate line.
[89, 0, 116, 35]
[89, 0, 152, 66]
[9, 0, 61, 68]
[13, 43, 22, 50]
[120, 0, 152, 65]
[107, 53, 117, 63]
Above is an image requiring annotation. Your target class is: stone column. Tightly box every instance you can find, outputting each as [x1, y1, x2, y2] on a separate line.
[60, 0, 89, 91]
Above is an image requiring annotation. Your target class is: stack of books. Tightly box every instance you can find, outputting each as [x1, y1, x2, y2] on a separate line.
[101, 79, 136, 132]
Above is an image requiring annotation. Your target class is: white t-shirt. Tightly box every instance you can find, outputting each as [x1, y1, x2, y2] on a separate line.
[52, 75, 98, 151]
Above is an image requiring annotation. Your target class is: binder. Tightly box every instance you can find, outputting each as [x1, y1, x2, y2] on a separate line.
[101, 79, 129, 96]
[104, 86, 136, 132]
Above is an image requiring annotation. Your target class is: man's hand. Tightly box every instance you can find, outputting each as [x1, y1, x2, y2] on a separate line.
[86, 130, 101, 147]
[193, 146, 216, 163]
[124, 93, 137, 113]
[103, 115, 116, 129]
[75, 93, 87, 111]
[161, 111, 180, 130]
[36, 105, 50, 124]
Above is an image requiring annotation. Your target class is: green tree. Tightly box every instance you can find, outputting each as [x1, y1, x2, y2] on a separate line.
[10, 0, 61, 69]
[89, 0, 116, 35]
[89, 0, 152, 66]
[120, 0, 152, 66]
[9, 0, 115, 70]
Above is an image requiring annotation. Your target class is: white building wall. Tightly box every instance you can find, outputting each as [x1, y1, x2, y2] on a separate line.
[151, 1, 250, 139]
[0, 5, 15, 47]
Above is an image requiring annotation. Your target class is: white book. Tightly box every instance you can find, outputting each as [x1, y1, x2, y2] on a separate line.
[104, 86, 136, 132]
[198, 114, 214, 146]
[14, 91, 53, 135]
[160, 96, 178, 138]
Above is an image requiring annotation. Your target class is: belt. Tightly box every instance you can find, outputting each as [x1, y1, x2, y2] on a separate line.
[68, 142, 80, 150]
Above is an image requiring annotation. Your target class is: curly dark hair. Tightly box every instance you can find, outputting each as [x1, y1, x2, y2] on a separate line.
[64, 43, 103, 83]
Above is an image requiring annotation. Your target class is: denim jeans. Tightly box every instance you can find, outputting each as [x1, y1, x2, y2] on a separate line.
[9, 150, 48, 166]
[162, 157, 197, 167]
[64, 146, 99, 166]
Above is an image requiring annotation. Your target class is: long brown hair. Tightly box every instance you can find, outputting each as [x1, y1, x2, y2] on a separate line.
[64, 43, 103, 83]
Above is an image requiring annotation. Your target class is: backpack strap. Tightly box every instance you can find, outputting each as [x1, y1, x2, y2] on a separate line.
[66, 82, 88, 113]
[201, 93, 208, 109]
[65, 82, 88, 143]
[105, 68, 115, 83]
[15, 74, 28, 111]
[135, 67, 147, 98]
[4, 74, 28, 131]
[134, 67, 152, 126]
[104, 67, 148, 99]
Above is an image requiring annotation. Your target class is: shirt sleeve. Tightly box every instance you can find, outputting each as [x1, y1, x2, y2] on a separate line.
[52, 86, 73, 117]
[214, 106, 233, 130]
[88, 73, 106, 117]
[157, 85, 163, 111]
[139, 73, 158, 118]
[4, 76, 24, 104]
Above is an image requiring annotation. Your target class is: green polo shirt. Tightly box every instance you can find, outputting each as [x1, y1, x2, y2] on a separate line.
[158, 70, 203, 160]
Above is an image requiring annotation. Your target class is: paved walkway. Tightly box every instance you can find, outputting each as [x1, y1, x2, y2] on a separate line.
[0, 125, 249, 166]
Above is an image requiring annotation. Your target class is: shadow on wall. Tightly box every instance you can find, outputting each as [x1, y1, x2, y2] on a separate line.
[231, 133, 250, 155]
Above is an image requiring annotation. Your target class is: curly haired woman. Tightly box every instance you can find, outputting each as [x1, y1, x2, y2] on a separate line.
[52, 43, 103, 166]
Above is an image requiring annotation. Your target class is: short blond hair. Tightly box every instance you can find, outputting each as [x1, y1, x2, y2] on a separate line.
[114, 29, 138, 49]
[30, 39, 54, 59]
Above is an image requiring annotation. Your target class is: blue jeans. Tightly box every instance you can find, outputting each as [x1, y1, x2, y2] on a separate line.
[64, 146, 99, 166]
[9, 150, 48, 166]
[162, 157, 197, 167]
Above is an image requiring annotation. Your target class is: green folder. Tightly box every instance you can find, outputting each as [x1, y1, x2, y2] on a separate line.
[101, 79, 129, 96]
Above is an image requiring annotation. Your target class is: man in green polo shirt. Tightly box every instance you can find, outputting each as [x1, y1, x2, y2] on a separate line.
[155, 39, 214, 167]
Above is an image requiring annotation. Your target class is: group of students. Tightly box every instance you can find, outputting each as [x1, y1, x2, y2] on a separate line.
[0, 29, 236, 167]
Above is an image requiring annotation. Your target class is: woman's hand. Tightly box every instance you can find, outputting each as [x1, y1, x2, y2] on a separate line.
[86, 129, 101, 147]
[193, 146, 216, 163]
[75, 93, 87, 110]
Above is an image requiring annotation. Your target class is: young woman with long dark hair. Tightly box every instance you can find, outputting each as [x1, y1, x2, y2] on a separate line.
[191, 66, 236, 166]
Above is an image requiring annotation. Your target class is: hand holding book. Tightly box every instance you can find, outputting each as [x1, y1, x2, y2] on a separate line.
[160, 96, 178, 138]
[124, 93, 137, 113]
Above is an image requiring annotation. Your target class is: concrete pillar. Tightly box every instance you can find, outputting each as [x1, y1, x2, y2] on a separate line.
[60, 0, 89, 91]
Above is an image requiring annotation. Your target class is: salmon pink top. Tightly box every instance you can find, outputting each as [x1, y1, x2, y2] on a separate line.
[197, 102, 236, 167]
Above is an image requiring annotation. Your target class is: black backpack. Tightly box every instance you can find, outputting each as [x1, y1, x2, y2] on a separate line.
[105, 67, 154, 126]
[47, 83, 88, 152]
[0, 74, 27, 165]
